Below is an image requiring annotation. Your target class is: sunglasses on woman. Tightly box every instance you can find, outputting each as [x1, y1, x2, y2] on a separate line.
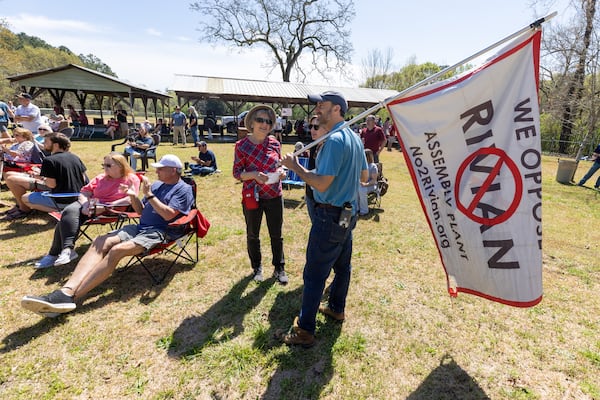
[254, 117, 273, 125]
[309, 124, 319, 130]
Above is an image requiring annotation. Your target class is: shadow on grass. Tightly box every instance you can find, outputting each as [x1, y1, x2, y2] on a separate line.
[79, 252, 198, 310]
[283, 197, 305, 210]
[358, 207, 384, 223]
[167, 275, 273, 358]
[0, 212, 55, 243]
[406, 354, 490, 400]
[0, 316, 68, 354]
[258, 286, 342, 399]
[2, 255, 192, 354]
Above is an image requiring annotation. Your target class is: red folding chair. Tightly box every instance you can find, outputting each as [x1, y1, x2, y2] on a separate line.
[45, 172, 144, 242]
[47, 199, 133, 242]
[120, 176, 211, 284]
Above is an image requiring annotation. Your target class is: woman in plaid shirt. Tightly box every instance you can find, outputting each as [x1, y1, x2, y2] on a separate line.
[233, 105, 288, 284]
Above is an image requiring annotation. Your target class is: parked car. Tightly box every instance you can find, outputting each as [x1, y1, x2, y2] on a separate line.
[221, 111, 249, 133]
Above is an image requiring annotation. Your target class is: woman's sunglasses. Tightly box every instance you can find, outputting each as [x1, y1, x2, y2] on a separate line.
[254, 117, 273, 125]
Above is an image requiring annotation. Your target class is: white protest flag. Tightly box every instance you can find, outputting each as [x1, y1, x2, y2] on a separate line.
[387, 29, 543, 307]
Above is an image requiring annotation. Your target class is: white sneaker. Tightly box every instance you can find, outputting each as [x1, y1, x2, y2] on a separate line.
[273, 270, 289, 285]
[54, 248, 79, 266]
[34, 255, 58, 269]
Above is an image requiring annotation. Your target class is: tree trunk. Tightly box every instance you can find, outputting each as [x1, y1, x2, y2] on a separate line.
[558, 0, 596, 154]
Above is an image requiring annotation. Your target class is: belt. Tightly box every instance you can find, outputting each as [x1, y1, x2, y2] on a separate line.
[315, 202, 342, 210]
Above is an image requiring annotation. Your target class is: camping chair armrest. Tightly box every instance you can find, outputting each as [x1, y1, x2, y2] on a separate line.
[110, 137, 129, 152]
[12, 162, 42, 172]
[108, 209, 140, 218]
[41, 191, 81, 200]
[41, 191, 81, 210]
[141, 144, 157, 155]
[98, 204, 131, 215]
[168, 210, 196, 227]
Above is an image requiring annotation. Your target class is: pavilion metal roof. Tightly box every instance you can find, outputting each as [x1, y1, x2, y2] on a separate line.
[7, 64, 170, 100]
[171, 74, 399, 109]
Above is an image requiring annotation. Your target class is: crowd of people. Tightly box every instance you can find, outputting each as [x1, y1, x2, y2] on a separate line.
[0, 90, 398, 350]
[3, 85, 600, 358]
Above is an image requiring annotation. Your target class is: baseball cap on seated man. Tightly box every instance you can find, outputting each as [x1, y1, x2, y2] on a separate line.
[307, 91, 348, 114]
[17, 92, 32, 100]
[151, 154, 183, 169]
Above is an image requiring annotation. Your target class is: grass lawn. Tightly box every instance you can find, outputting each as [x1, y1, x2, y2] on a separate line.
[0, 140, 599, 399]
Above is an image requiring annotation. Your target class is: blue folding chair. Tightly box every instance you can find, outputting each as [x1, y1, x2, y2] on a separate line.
[281, 156, 309, 190]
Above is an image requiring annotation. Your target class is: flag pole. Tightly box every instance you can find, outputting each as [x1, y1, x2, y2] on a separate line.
[292, 12, 557, 157]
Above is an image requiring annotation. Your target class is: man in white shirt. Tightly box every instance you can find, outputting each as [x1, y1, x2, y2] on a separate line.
[274, 115, 283, 142]
[14, 93, 44, 133]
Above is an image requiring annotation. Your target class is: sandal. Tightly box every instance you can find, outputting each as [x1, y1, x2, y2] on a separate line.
[1, 209, 31, 221]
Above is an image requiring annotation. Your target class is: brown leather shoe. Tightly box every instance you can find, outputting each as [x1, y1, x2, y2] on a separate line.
[275, 317, 315, 348]
[319, 305, 345, 321]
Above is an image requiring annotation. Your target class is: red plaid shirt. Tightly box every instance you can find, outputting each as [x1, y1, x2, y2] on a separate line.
[233, 136, 282, 199]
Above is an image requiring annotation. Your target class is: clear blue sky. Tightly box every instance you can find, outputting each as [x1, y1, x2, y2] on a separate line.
[1, 0, 570, 92]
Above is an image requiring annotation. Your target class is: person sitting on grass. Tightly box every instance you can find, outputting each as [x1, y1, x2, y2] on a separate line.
[190, 141, 217, 176]
[34, 153, 140, 269]
[21, 154, 194, 317]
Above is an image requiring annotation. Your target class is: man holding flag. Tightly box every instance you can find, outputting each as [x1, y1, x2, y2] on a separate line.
[277, 91, 367, 347]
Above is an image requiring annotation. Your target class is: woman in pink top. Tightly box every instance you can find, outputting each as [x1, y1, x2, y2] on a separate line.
[34, 153, 141, 269]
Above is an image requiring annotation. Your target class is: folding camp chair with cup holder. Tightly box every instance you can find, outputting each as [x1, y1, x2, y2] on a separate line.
[44, 172, 143, 242]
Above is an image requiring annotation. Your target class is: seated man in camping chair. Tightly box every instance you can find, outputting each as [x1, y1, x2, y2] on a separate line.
[21, 154, 195, 317]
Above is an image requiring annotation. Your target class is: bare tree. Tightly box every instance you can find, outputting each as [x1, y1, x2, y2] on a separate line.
[541, 0, 597, 154]
[190, 0, 355, 82]
[360, 47, 395, 89]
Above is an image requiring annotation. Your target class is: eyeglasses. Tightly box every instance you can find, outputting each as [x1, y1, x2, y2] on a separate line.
[38, 128, 50, 132]
[309, 124, 319, 130]
[254, 117, 273, 125]
[101, 163, 116, 168]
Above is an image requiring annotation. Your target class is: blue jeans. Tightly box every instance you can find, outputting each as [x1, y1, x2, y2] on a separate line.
[124, 147, 141, 170]
[578, 161, 600, 187]
[189, 125, 199, 145]
[298, 206, 357, 335]
[242, 196, 285, 272]
[190, 164, 215, 176]
[305, 194, 316, 223]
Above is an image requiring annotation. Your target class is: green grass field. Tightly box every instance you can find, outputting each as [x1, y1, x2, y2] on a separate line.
[0, 140, 599, 399]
